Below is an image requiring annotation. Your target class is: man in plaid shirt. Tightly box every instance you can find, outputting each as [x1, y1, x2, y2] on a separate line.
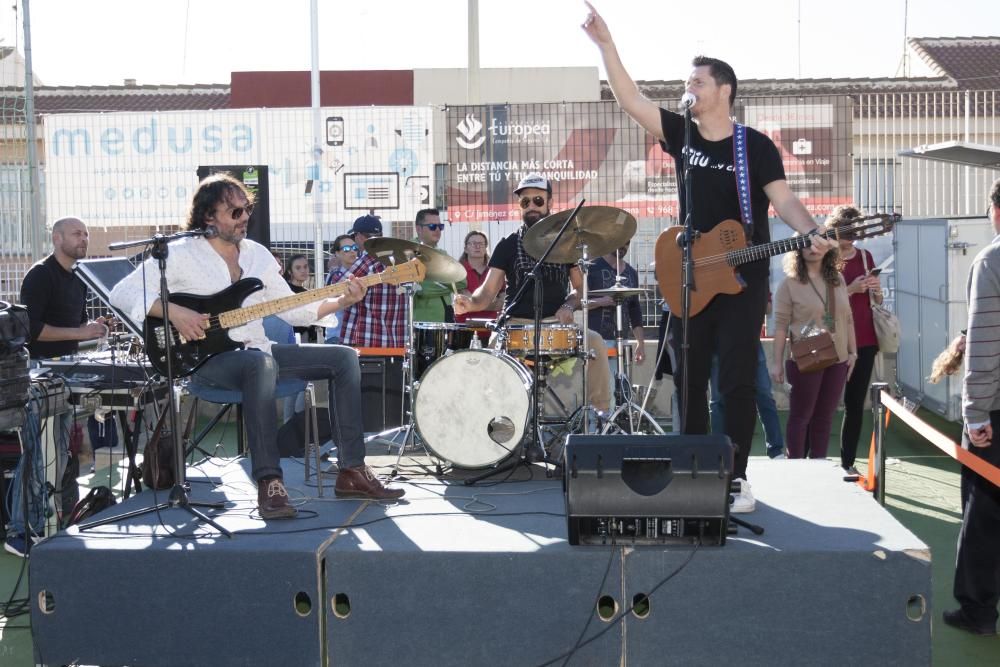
[337, 214, 407, 347]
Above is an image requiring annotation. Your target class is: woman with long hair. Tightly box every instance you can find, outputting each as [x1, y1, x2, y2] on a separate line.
[283, 253, 310, 293]
[825, 205, 883, 474]
[771, 239, 857, 459]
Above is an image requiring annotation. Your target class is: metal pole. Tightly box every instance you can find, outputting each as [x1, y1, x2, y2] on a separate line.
[467, 0, 480, 104]
[310, 0, 324, 288]
[870, 382, 889, 505]
[22, 0, 43, 261]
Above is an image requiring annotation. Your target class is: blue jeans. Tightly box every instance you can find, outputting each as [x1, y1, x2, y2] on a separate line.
[6, 403, 70, 538]
[710, 341, 785, 457]
[192, 344, 366, 481]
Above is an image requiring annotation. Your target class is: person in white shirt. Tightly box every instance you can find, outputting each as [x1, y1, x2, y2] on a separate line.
[111, 174, 405, 519]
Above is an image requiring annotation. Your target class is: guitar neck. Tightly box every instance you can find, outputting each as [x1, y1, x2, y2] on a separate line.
[725, 233, 817, 267]
[217, 272, 388, 329]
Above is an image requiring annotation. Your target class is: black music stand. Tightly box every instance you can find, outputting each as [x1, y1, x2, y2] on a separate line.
[80, 232, 231, 536]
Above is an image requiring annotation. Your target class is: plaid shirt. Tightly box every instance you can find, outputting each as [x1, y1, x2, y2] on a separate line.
[337, 252, 407, 347]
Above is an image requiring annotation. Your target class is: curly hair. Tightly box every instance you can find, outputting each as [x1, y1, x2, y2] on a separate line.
[782, 235, 842, 286]
[186, 173, 254, 231]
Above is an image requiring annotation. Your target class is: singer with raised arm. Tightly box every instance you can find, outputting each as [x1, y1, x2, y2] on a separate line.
[110, 174, 405, 520]
[583, 2, 833, 513]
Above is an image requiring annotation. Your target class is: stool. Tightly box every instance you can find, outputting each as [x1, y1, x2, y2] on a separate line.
[184, 378, 308, 458]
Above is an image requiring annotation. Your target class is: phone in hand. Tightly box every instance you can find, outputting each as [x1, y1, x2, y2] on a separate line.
[868, 268, 882, 277]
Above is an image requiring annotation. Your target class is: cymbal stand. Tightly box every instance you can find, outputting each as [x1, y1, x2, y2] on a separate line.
[601, 282, 664, 435]
[362, 281, 437, 478]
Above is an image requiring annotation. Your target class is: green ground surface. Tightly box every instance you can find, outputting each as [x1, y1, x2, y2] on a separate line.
[1, 408, 998, 665]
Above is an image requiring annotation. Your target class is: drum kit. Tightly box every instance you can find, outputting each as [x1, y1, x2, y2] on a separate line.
[363, 204, 663, 475]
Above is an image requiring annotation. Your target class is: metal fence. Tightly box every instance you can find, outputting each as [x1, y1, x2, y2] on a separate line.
[1, 88, 998, 328]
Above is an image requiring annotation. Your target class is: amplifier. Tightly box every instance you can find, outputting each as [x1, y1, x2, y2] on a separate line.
[564, 434, 734, 546]
[0, 350, 30, 412]
[360, 355, 404, 433]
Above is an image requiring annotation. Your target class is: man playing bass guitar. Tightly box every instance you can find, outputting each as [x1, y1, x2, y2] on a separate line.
[111, 173, 405, 519]
[583, 2, 833, 512]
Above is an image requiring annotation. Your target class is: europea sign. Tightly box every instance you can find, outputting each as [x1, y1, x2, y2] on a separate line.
[49, 117, 253, 157]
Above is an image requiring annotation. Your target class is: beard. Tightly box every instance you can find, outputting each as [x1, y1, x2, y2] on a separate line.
[522, 209, 548, 226]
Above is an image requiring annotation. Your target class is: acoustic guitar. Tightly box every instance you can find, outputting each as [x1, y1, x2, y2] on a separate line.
[654, 214, 898, 317]
[144, 259, 425, 377]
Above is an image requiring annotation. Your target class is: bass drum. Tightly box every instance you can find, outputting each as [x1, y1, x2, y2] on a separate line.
[414, 350, 532, 469]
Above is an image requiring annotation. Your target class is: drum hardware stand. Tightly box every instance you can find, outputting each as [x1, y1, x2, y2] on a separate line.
[464, 200, 587, 486]
[359, 278, 439, 479]
[600, 278, 664, 435]
[82, 231, 230, 536]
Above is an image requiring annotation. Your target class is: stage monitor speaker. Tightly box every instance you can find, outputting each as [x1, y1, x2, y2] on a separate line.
[360, 355, 404, 433]
[564, 434, 734, 546]
[196, 165, 270, 248]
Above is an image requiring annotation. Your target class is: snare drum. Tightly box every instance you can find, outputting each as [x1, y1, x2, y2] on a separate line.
[414, 350, 532, 468]
[504, 323, 580, 357]
[413, 322, 476, 378]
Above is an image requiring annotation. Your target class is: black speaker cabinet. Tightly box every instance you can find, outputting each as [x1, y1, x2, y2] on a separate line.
[360, 355, 404, 433]
[564, 434, 734, 546]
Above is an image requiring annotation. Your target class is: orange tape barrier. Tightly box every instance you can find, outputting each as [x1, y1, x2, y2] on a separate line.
[874, 390, 1000, 488]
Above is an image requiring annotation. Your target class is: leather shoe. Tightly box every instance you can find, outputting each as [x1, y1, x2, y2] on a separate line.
[335, 466, 405, 500]
[257, 477, 298, 519]
[942, 608, 997, 636]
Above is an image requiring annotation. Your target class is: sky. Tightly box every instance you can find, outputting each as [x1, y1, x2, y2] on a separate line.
[1, 0, 998, 87]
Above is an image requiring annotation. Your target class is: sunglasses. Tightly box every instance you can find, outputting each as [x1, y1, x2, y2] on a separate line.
[420, 223, 445, 231]
[220, 204, 254, 220]
[519, 195, 547, 209]
[338, 244, 359, 252]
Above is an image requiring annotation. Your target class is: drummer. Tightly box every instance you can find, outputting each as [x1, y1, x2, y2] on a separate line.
[453, 173, 611, 414]
[587, 241, 646, 363]
[411, 208, 466, 322]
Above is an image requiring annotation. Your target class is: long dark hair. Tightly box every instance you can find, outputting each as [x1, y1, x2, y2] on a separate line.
[283, 253, 308, 282]
[186, 173, 254, 231]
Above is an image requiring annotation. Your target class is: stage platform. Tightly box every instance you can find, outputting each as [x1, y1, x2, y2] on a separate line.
[29, 450, 931, 666]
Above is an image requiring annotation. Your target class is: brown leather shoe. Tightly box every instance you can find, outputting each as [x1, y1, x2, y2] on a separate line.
[257, 477, 298, 519]
[335, 465, 405, 500]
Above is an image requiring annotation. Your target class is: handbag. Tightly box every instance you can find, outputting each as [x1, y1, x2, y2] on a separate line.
[861, 251, 901, 354]
[790, 283, 840, 373]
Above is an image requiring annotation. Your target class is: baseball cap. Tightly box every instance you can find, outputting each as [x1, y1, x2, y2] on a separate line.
[349, 214, 383, 236]
[514, 173, 552, 195]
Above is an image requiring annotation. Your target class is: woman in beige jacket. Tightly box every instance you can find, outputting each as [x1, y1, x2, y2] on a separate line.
[771, 239, 857, 458]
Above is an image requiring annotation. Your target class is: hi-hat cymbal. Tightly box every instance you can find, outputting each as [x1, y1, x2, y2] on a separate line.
[522, 206, 637, 264]
[364, 237, 467, 283]
[590, 285, 645, 299]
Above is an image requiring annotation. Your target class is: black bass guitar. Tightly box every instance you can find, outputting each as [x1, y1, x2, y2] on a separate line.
[144, 259, 425, 377]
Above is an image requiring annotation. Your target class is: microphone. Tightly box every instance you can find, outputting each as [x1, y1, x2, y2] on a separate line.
[679, 92, 697, 110]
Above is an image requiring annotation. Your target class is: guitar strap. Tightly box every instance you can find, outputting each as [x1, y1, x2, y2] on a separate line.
[733, 122, 754, 242]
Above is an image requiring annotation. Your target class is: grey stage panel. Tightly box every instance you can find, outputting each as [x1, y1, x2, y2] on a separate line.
[29, 459, 350, 667]
[323, 480, 621, 666]
[322, 459, 931, 666]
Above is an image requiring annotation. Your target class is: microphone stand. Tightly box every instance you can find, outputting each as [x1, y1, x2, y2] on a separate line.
[81, 231, 230, 536]
[678, 104, 698, 434]
[464, 200, 586, 486]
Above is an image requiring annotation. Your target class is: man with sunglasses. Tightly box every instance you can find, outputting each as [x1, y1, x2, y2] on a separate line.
[411, 208, 466, 322]
[583, 3, 833, 512]
[111, 175, 405, 520]
[453, 173, 611, 419]
[336, 214, 407, 347]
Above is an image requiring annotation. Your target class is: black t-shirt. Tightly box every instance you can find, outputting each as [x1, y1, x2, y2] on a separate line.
[20, 254, 88, 359]
[660, 108, 786, 283]
[489, 231, 571, 319]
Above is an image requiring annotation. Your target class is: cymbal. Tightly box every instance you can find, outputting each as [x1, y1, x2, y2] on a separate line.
[364, 237, 467, 283]
[522, 206, 637, 264]
[590, 285, 645, 299]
